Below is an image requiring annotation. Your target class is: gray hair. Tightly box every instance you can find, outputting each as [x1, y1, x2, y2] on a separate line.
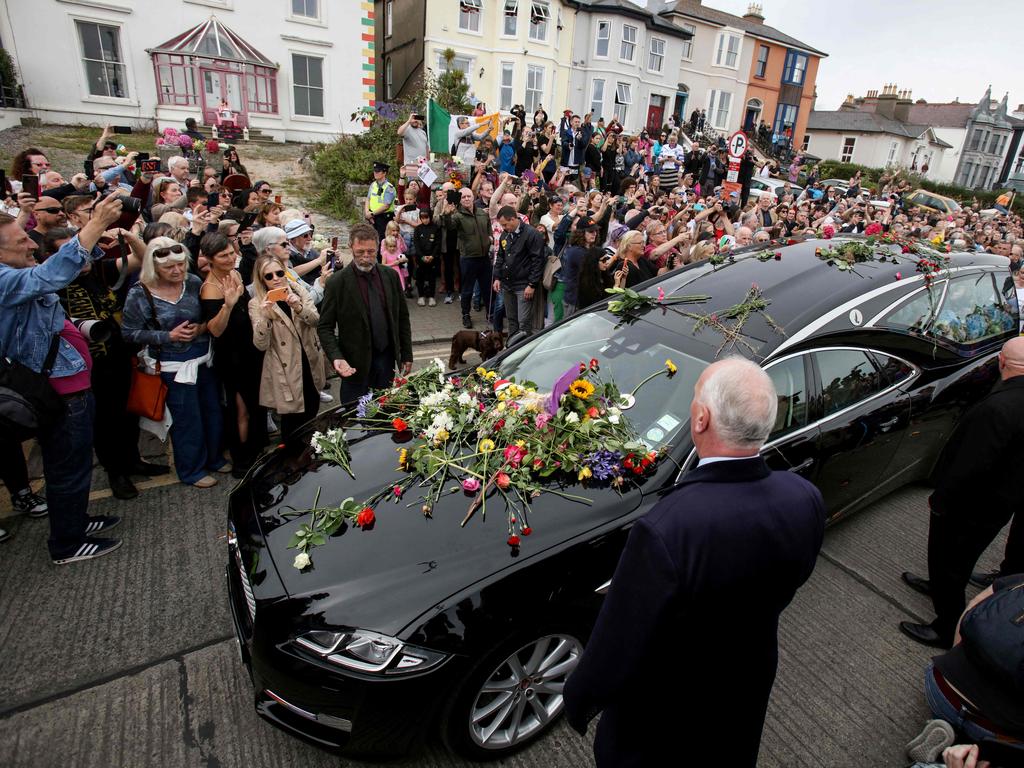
[140, 236, 189, 288]
[252, 226, 286, 257]
[167, 155, 188, 171]
[697, 357, 778, 450]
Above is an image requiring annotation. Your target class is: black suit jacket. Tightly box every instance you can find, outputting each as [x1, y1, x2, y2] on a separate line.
[493, 224, 544, 290]
[563, 457, 825, 768]
[929, 375, 1024, 518]
[317, 263, 412, 376]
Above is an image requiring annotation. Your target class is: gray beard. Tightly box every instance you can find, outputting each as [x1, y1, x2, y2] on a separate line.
[354, 262, 374, 273]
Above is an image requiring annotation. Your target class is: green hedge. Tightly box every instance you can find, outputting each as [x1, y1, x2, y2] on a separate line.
[311, 115, 403, 222]
[812, 160, 1023, 213]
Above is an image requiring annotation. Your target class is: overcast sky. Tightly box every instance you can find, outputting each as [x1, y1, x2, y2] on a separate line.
[692, 0, 1022, 112]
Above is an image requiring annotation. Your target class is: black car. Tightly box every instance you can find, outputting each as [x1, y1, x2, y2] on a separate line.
[226, 237, 1017, 759]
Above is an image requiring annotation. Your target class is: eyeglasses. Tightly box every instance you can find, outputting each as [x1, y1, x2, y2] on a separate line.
[259, 188, 272, 194]
[274, 240, 288, 247]
[263, 270, 286, 280]
[154, 244, 185, 258]
[36, 207, 63, 214]
[75, 206, 95, 216]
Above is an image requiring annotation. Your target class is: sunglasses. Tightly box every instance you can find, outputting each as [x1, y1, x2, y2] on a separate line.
[264, 270, 286, 280]
[259, 188, 273, 194]
[154, 244, 185, 258]
[36, 207, 63, 214]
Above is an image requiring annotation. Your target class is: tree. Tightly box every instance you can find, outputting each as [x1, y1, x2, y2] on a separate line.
[431, 48, 472, 115]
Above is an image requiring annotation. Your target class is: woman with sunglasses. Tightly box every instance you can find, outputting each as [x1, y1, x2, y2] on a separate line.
[220, 147, 248, 181]
[200, 232, 267, 476]
[248, 255, 327, 440]
[122, 238, 228, 488]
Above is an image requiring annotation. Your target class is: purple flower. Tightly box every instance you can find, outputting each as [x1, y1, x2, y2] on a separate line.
[355, 392, 373, 418]
[584, 450, 622, 481]
[177, 134, 193, 148]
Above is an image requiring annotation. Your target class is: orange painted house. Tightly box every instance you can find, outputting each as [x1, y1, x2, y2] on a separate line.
[742, 28, 824, 148]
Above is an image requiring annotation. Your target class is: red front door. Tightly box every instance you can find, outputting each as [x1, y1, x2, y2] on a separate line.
[647, 104, 664, 133]
[200, 68, 247, 127]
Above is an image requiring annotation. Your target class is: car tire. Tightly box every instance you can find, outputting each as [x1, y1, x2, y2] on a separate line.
[440, 627, 585, 760]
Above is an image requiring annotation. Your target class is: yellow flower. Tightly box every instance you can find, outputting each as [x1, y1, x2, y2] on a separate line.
[479, 439, 495, 452]
[476, 367, 487, 377]
[496, 401, 506, 412]
[578, 467, 593, 480]
[497, 392, 507, 401]
[434, 428, 450, 443]
[569, 379, 595, 399]
[507, 384, 522, 398]
[397, 448, 409, 469]
[485, 371, 497, 381]
[665, 359, 678, 376]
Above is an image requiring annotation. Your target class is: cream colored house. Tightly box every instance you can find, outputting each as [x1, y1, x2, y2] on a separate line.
[422, 0, 577, 116]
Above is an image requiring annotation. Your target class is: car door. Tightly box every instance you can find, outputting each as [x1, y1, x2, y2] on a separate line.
[761, 353, 820, 482]
[811, 348, 911, 518]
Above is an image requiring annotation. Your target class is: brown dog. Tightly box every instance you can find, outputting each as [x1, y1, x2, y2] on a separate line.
[448, 329, 504, 370]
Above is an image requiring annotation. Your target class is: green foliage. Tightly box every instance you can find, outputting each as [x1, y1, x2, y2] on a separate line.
[0, 48, 18, 89]
[311, 115, 403, 222]
[427, 49, 472, 115]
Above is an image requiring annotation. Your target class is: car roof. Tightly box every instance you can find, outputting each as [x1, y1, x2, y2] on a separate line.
[636, 236, 1008, 361]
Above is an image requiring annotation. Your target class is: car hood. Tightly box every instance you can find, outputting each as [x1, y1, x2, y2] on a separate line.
[243, 410, 646, 638]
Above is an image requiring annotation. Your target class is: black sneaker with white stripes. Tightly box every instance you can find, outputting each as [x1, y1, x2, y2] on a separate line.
[11, 489, 47, 518]
[84, 515, 121, 536]
[52, 537, 122, 565]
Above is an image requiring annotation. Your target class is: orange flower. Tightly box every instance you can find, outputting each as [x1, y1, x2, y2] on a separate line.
[392, 417, 408, 432]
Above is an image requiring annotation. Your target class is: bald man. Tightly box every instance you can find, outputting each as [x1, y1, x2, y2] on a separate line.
[901, 337, 1024, 648]
[28, 196, 68, 247]
[564, 358, 825, 768]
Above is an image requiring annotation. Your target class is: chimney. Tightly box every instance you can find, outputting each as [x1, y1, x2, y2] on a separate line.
[742, 3, 764, 23]
[875, 83, 898, 120]
[894, 88, 912, 123]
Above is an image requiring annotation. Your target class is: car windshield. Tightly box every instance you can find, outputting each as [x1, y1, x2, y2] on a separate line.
[497, 312, 709, 447]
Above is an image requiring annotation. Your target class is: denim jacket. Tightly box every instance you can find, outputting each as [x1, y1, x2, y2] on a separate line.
[0, 235, 103, 378]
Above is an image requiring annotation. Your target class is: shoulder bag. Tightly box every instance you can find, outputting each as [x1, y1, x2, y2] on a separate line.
[0, 334, 66, 440]
[126, 286, 169, 421]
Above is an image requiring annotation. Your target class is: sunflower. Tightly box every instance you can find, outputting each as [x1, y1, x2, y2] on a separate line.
[569, 379, 595, 399]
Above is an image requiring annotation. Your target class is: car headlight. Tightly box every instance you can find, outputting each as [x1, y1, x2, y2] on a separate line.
[294, 629, 447, 675]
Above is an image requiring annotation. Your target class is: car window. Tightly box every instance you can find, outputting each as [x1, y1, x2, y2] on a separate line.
[765, 355, 809, 440]
[497, 312, 709, 448]
[815, 349, 884, 417]
[932, 273, 1017, 345]
[881, 284, 945, 333]
[870, 352, 915, 386]
[750, 179, 765, 191]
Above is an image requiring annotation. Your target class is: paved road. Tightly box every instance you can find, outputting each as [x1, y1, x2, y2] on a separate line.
[0, 334, 1006, 767]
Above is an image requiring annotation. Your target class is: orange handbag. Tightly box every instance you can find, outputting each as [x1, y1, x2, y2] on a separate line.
[126, 361, 167, 421]
[126, 285, 168, 421]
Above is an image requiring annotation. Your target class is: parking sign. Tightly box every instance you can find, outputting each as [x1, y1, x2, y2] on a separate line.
[728, 131, 748, 160]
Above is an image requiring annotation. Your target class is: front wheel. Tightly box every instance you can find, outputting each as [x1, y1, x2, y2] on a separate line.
[441, 631, 583, 760]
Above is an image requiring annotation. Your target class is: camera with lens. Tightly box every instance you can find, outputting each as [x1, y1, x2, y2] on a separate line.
[475, 149, 488, 163]
[71, 318, 115, 343]
[118, 196, 142, 214]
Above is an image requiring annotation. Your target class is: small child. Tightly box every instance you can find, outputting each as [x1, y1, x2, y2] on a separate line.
[380, 220, 408, 291]
[412, 208, 440, 306]
[397, 188, 420, 298]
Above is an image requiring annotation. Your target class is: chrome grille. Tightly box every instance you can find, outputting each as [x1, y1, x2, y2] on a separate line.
[234, 545, 256, 623]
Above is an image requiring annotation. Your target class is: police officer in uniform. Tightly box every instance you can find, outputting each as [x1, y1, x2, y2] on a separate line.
[364, 161, 396, 247]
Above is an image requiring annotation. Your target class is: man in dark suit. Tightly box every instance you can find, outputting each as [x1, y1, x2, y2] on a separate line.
[492, 206, 544, 338]
[317, 223, 413, 405]
[900, 337, 1024, 648]
[564, 357, 825, 768]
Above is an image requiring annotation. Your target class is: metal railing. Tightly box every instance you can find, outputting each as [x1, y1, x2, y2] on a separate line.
[0, 84, 27, 109]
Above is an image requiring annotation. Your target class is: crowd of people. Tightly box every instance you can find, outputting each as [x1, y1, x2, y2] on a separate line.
[0, 124, 410, 564]
[0, 104, 1022, 766]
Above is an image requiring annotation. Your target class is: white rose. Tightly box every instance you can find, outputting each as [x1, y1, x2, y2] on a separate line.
[565, 412, 580, 424]
[609, 413, 620, 425]
[293, 552, 312, 570]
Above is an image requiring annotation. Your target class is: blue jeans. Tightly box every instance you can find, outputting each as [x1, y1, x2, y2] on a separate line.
[924, 662, 999, 744]
[162, 365, 225, 484]
[491, 289, 505, 332]
[460, 257, 491, 317]
[40, 390, 95, 557]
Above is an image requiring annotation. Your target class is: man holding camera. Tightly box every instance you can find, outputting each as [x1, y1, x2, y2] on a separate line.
[398, 113, 428, 165]
[0, 194, 126, 564]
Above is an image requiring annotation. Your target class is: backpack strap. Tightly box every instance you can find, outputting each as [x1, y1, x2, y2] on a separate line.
[140, 284, 163, 369]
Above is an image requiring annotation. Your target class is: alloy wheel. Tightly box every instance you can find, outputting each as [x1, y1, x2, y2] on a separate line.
[467, 633, 582, 750]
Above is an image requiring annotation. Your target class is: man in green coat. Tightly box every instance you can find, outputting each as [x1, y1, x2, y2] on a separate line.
[441, 186, 493, 329]
[318, 223, 413, 405]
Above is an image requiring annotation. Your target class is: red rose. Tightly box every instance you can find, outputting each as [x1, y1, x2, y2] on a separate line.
[496, 471, 511, 489]
[392, 418, 408, 432]
[774, 252, 782, 260]
[533, 458, 544, 469]
[632, 466, 644, 475]
[378, 396, 388, 404]
[392, 485, 402, 497]
[587, 406, 600, 418]
[589, 358, 599, 370]
[356, 507, 375, 527]
[494, 418, 506, 430]
[503, 445, 526, 467]
[521, 527, 533, 536]
[507, 534, 521, 547]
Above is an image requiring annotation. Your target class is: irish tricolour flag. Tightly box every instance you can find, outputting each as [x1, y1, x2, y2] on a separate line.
[427, 98, 501, 156]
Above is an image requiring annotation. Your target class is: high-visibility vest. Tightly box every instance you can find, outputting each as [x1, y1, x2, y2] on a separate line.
[367, 180, 395, 215]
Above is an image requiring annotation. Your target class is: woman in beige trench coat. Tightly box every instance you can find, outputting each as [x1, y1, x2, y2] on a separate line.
[249, 254, 327, 439]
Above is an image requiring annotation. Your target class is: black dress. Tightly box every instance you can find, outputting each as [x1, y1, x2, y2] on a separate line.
[201, 290, 267, 470]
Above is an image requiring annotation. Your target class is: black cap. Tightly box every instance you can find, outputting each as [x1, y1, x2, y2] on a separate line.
[373, 161, 389, 173]
[103, 140, 117, 149]
[578, 217, 600, 231]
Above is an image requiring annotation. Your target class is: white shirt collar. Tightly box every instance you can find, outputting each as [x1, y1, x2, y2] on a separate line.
[697, 454, 758, 468]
